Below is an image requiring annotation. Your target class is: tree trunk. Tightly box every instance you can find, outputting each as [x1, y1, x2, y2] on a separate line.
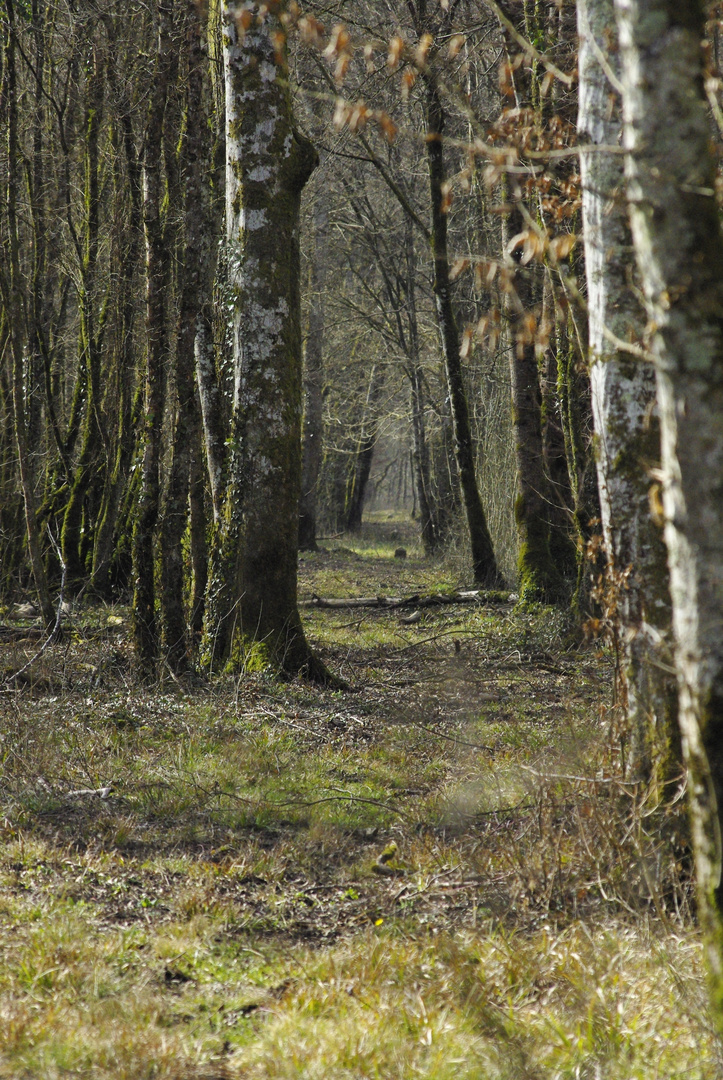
[614, 0, 723, 1021]
[1, 0, 54, 626]
[299, 183, 328, 552]
[506, 203, 567, 603]
[579, 0, 679, 781]
[423, 77, 502, 586]
[132, 0, 173, 674]
[159, 1, 211, 672]
[60, 52, 105, 589]
[188, 420, 207, 639]
[202, 3, 336, 684]
[404, 218, 439, 555]
[345, 363, 385, 534]
[91, 77, 143, 596]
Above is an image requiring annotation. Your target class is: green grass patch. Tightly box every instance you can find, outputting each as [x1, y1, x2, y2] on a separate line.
[0, 525, 716, 1078]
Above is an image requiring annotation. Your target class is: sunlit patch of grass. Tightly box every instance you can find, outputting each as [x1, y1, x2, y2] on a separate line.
[0, 530, 715, 1078]
[227, 924, 718, 1080]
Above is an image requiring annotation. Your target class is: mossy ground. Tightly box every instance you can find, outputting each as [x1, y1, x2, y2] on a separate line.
[0, 514, 718, 1078]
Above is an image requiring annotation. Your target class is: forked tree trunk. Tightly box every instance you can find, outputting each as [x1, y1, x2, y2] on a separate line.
[614, 0, 723, 1021]
[578, 0, 679, 780]
[202, 3, 336, 684]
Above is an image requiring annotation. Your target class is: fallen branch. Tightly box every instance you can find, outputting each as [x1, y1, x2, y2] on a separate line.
[300, 589, 513, 611]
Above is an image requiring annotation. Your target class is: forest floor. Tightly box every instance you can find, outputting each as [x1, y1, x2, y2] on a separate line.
[0, 513, 719, 1079]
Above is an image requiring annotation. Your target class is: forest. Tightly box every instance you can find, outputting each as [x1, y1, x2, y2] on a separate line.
[1, 0, 723, 1075]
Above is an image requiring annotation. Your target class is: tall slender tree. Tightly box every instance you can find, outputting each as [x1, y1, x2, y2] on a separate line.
[578, 0, 678, 779]
[614, 0, 723, 1023]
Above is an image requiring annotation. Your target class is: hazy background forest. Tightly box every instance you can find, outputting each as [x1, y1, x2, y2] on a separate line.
[3, 0, 723, 1076]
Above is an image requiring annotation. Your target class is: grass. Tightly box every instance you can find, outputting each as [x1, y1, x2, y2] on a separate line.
[0, 519, 719, 1078]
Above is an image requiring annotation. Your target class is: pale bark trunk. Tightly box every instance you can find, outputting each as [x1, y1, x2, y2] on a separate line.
[203, 3, 335, 684]
[614, 0, 723, 1017]
[579, 0, 678, 780]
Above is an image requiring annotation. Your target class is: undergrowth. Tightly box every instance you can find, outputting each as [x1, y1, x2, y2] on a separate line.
[0, 526, 718, 1079]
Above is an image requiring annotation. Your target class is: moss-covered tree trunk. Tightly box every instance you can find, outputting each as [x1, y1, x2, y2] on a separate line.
[505, 203, 566, 603]
[159, 1, 211, 672]
[299, 184, 328, 553]
[579, 0, 678, 781]
[614, 0, 723, 1023]
[423, 76, 501, 586]
[202, 2, 334, 684]
[91, 80, 143, 596]
[2, 0, 54, 627]
[60, 53, 105, 590]
[132, 0, 173, 673]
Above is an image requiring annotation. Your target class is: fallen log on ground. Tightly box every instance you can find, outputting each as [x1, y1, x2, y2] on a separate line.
[300, 590, 514, 611]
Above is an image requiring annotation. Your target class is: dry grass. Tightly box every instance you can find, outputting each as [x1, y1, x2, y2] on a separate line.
[0, 529, 719, 1078]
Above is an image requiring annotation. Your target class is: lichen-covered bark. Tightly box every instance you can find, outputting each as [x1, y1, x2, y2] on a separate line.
[579, 0, 678, 780]
[203, 3, 335, 684]
[299, 185, 328, 552]
[614, 0, 723, 1020]
[423, 76, 501, 586]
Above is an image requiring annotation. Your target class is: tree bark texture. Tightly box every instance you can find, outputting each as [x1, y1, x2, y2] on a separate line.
[203, 3, 333, 683]
[423, 77, 501, 586]
[614, 0, 723, 1019]
[579, 0, 678, 781]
